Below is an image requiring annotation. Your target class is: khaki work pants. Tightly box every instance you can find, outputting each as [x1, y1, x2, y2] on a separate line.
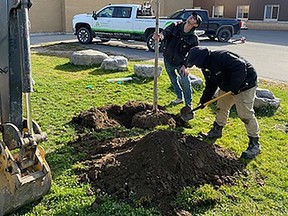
[215, 86, 260, 137]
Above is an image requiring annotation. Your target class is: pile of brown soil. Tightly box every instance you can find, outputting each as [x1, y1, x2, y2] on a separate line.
[72, 130, 245, 215]
[71, 101, 187, 130]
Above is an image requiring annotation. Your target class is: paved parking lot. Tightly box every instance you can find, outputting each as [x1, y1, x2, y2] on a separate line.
[30, 30, 288, 82]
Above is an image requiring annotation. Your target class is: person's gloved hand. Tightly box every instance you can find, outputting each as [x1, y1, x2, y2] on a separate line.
[231, 89, 240, 95]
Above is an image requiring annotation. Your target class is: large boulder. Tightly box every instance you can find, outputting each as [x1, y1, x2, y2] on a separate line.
[212, 88, 280, 110]
[134, 64, 162, 78]
[100, 56, 128, 71]
[70, 49, 108, 66]
[189, 74, 203, 89]
[254, 88, 280, 109]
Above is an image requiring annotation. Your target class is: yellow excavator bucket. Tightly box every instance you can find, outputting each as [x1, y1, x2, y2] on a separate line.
[0, 143, 52, 215]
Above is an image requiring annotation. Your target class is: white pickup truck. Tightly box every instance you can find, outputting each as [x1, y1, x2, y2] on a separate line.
[72, 3, 181, 51]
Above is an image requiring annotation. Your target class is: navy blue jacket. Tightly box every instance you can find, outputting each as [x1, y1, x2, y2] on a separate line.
[200, 50, 258, 104]
[162, 22, 199, 66]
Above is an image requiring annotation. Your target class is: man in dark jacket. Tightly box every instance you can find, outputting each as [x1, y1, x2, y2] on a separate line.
[153, 13, 201, 108]
[186, 46, 260, 159]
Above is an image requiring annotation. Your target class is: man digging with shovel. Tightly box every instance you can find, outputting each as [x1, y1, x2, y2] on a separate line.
[183, 46, 260, 159]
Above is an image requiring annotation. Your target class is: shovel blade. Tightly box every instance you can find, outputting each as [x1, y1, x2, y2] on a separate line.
[180, 106, 194, 122]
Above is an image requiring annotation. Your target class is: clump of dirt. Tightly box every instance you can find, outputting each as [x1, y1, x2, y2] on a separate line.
[71, 107, 121, 130]
[132, 109, 176, 129]
[72, 130, 246, 215]
[72, 101, 187, 130]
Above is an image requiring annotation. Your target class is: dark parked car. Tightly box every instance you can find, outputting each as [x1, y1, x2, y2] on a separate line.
[168, 9, 242, 42]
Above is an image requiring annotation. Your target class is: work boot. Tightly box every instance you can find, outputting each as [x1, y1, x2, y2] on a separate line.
[206, 122, 223, 138]
[241, 136, 261, 159]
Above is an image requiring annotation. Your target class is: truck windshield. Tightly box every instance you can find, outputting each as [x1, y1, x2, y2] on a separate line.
[168, 10, 206, 21]
[167, 10, 193, 21]
[168, 11, 184, 19]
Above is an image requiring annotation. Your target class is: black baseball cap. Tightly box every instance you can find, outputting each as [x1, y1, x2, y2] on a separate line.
[192, 12, 202, 26]
[187, 46, 210, 68]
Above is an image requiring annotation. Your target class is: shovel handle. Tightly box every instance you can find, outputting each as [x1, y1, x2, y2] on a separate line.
[195, 91, 232, 111]
[192, 104, 205, 112]
[204, 91, 232, 106]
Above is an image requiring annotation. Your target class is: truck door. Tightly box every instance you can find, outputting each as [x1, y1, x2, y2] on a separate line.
[94, 6, 114, 32]
[94, 6, 133, 38]
[195, 11, 209, 33]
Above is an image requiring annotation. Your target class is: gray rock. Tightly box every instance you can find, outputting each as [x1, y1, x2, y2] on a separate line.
[254, 97, 281, 109]
[70, 49, 108, 66]
[189, 74, 203, 87]
[255, 88, 280, 109]
[134, 64, 162, 78]
[212, 88, 280, 110]
[256, 88, 276, 99]
[100, 56, 128, 71]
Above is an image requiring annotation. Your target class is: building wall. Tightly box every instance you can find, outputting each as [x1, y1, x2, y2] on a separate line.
[193, 0, 214, 16]
[193, 0, 288, 30]
[162, 0, 194, 16]
[29, 0, 63, 32]
[216, 0, 237, 18]
[29, 0, 194, 33]
[248, 0, 288, 28]
[194, 0, 288, 20]
[249, 0, 288, 21]
[194, 0, 251, 18]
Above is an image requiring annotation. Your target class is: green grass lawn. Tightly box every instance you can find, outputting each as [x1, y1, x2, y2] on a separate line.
[14, 54, 288, 215]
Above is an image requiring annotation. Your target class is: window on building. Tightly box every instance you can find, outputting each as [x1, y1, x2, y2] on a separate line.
[212, 6, 224, 18]
[237, 5, 249, 20]
[264, 5, 279, 21]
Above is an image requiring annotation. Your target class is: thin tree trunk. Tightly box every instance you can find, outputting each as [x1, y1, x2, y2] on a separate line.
[153, 0, 160, 112]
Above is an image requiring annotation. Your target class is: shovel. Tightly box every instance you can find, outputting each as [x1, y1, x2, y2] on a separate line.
[180, 91, 232, 121]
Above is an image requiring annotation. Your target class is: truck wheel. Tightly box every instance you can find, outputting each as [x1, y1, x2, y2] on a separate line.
[217, 29, 231, 42]
[77, 27, 93, 44]
[146, 33, 164, 52]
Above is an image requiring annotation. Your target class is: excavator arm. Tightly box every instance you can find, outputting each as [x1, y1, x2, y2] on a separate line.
[0, 0, 51, 215]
